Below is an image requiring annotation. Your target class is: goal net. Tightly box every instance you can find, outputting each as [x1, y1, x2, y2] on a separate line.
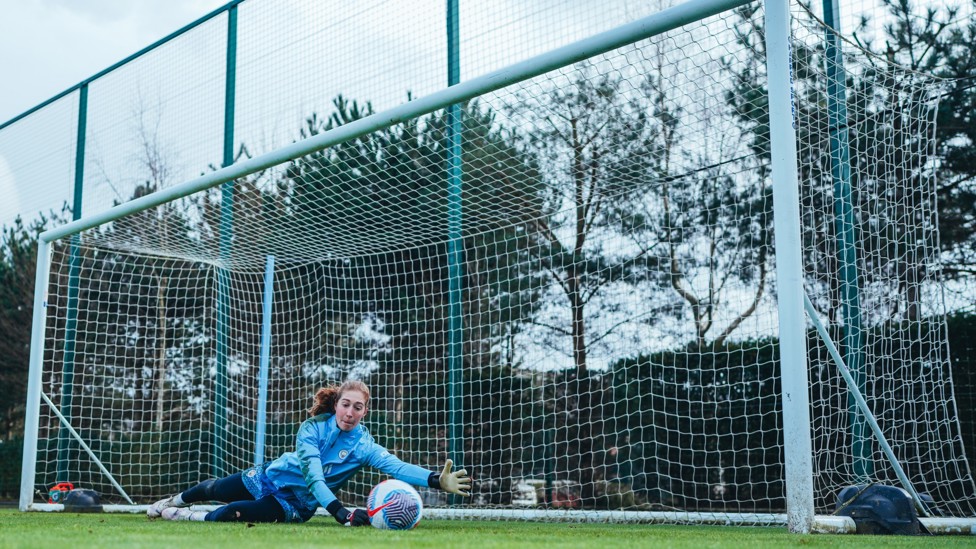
[21, 0, 976, 527]
[791, 5, 976, 518]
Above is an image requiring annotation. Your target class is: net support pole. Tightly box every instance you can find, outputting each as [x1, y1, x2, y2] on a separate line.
[20, 240, 53, 511]
[445, 0, 465, 504]
[803, 295, 931, 517]
[763, 0, 815, 533]
[55, 83, 88, 483]
[821, 0, 869, 481]
[214, 4, 238, 478]
[254, 255, 274, 466]
[42, 393, 135, 504]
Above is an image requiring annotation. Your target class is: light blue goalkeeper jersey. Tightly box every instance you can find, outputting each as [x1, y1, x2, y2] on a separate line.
[263, 413, 433, 511]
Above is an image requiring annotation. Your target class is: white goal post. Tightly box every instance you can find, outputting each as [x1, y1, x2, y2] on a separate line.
[19, 0, 976, 535]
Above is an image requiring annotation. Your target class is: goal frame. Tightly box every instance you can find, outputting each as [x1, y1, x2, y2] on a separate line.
[17, 0, 973, 534]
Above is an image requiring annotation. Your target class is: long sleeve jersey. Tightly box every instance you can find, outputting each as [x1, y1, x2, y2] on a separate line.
[263, 413, 434, 511]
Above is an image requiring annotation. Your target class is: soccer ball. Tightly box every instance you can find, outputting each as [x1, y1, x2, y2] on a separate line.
[366, 479, 423, 530]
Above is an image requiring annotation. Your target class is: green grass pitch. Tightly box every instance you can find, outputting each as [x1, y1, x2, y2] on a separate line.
[1, 510, 974, 549]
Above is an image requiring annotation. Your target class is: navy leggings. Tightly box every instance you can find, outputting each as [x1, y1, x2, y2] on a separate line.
[181, 473, 286, 523]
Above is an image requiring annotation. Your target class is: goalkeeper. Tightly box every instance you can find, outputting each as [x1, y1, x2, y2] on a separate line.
[148, 380, 471, 525]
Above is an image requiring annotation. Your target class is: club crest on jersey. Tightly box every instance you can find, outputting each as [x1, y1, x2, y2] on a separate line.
[338, 449, 349, 459]
[247, 469, 257, 478]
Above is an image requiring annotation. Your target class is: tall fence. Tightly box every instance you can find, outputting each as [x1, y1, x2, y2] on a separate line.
[0, 0, 688, 232]
[5, 0, 968, 231]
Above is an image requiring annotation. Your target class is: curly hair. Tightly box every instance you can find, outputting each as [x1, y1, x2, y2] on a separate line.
[308, 380, 370, 417]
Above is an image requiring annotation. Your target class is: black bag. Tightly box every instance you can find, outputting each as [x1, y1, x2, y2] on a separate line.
[834, 484, 929, 535]
[63, 488, 103, 513]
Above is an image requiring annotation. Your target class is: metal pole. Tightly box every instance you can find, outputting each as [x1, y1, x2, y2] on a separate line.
[20, 240, 53, 510]
[445, 0, 465, 503]
[763, 0, 815, 533]
[214, 4, 237, 478]
[43, 393, 135, 505]
[55, 83, 88, 483]
[803, 295, 930, 516]
[821, 0, 869, 481]
[254, 255, 274, 466]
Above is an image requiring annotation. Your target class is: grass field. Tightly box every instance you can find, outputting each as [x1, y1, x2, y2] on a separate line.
[1, 510, 975, 549]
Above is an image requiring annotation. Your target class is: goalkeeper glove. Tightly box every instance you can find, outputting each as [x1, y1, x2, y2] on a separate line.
[439, 459, 472, 497]
[328, 501, 370, 527]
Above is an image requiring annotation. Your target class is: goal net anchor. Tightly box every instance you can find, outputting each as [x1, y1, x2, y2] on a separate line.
[39, 392, 134, 506]
[803, 294, 931, 518]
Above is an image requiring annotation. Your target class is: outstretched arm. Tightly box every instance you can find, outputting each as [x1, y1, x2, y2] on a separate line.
[367, 444, 473, 497]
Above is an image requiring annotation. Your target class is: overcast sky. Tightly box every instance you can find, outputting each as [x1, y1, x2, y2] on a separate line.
[0, 0, 229, 124]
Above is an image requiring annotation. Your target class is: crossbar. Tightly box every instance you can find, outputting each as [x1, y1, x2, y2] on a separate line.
[39, 0, 754, 244]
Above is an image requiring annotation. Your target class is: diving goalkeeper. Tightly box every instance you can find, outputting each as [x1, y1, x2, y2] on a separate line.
[148, 380, 471, 525]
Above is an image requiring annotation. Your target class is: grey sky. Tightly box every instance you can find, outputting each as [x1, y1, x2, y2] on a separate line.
[0, 0, 651, 230]
[0, 0, 228, 124]
[1, 0, 966, 127]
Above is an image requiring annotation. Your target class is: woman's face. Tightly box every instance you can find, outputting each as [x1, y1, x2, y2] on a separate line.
[335, 390, 368, 431]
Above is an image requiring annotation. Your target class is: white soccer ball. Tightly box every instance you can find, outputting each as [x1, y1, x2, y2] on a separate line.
[366, 479, 424, 530]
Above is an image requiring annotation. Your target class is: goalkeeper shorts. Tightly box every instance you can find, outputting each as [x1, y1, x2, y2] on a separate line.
[240, 464, 316, 523]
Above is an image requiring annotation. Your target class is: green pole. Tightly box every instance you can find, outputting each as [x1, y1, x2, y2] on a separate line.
[446, 0, 464, 501]
[822, 0, 869, 479]
[544, 411, 555, 506]
[55, 83, 88, 483]
[214, 4, 237, 478]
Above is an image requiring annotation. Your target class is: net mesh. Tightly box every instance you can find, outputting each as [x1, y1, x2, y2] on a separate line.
[27, 1, 976, 521]
[791, 5, 976, 516]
